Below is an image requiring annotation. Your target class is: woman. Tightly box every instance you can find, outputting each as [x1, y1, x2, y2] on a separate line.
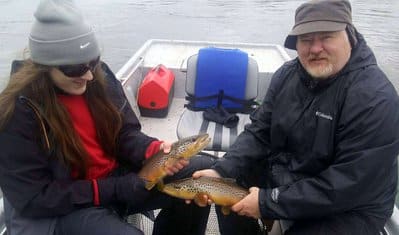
[0, 1, 212, 234]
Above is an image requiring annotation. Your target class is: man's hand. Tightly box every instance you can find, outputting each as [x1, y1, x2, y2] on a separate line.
[192, 169, 221, 179]
[161, 142, 189, 175]
[185, 169, 221, 206]
[231, 187, 261, 219]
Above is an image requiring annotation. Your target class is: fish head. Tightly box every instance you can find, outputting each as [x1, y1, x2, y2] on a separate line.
[162, 179, 198, 199]
[172, 133, 211, 158]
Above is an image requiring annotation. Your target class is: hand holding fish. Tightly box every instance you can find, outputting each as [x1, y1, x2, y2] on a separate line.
[186, 170, 261, 218]
[162, 176, 248, 215]
[162, 176, 275, 232]
[138, 134, 211, 190]
[160, 142, 189, 175]
[192, 169, 221, 179]
[186, 169, 222, 205]
[231, 187, 261, 219]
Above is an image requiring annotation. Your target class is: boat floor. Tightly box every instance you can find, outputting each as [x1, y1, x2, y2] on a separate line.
[139, 98, 186, 142]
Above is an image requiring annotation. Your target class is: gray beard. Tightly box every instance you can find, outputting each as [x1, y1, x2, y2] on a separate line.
[305, 63, 334, 79]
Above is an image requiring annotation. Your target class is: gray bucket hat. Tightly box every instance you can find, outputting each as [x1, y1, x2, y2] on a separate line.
[284, 0, 352, 50]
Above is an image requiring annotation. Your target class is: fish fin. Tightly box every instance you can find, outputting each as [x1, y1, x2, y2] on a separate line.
[156, 179, 165, 191]
[193, 193, 208, 207]
[221, 206, 231, 215]
[201, 176, 236, 184]
[145, 181, 156, 190]
[223, 178, 237, 183]
[207, 177, 246, 190]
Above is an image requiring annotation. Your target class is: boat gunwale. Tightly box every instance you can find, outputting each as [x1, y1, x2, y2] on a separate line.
[116, 39, 291, 83]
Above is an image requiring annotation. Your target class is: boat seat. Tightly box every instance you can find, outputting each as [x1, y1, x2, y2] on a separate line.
[177, 47, 258, 152]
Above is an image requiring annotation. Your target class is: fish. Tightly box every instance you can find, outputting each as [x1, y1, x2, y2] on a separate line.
[138, 133, 211, 190]
[160, 176, 275, 232]
[160, 176, 248, 215]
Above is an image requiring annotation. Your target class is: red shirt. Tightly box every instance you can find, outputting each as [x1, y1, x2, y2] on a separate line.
[57, 95, 117, 179]
[57, 94, 162, 205]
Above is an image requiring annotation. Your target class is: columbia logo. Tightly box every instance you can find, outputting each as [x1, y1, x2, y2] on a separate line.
[271, 188, 280, 203]
[315, 111, 333, 121]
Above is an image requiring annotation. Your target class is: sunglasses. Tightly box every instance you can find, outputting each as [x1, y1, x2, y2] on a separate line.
[57, 56, 100, 77]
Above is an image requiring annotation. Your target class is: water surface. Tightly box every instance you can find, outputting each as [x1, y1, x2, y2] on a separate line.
[0, 0, 398, 91]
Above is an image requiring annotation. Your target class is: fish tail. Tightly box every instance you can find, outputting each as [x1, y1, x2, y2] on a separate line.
[145, 181, 156, 190]
[221, 206, 231, 215]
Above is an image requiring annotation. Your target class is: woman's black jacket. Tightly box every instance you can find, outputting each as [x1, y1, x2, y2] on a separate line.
[0, 62, 156, 217]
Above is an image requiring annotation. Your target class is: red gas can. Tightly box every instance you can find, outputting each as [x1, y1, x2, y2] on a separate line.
[138, 64, 175, 117]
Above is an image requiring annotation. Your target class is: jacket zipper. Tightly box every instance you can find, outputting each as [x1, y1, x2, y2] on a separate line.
[19, 96, 51, 151]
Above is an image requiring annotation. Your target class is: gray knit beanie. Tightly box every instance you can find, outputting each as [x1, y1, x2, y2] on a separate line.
[29, 0, 100, 66]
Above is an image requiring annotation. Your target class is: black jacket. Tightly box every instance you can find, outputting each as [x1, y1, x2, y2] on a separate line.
[213, 32, 399, 222]
[0, 62, 156, 218]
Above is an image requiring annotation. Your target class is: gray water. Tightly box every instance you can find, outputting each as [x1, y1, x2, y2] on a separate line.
[0, 0, 398, 91]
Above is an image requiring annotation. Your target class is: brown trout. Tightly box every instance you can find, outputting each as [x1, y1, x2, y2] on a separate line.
[138, 133, 211, 190]
[160, 176, 274, 232]
[160, 176, 248, 215]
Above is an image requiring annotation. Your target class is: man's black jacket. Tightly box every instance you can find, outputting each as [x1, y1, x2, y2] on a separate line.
[213, 32, 399, 224]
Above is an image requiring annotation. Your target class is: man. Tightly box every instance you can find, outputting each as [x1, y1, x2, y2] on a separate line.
[193, 0, 399, 234]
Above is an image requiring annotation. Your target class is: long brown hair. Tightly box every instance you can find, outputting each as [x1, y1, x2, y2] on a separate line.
[0, 60, 123, 178]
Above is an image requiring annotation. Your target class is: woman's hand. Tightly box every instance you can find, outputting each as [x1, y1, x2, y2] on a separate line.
[161, 141, 189, 175]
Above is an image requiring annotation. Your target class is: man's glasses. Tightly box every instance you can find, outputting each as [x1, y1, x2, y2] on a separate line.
[57, 56, 100, 77]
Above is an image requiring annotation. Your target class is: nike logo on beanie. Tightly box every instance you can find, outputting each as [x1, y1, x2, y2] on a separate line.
[80, 42, 91, 49]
